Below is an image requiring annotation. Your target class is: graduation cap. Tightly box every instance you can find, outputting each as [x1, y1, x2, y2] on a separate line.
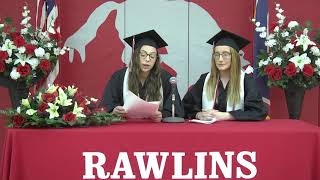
[123, 30, 168, 49]
[206, 29, 250, 52]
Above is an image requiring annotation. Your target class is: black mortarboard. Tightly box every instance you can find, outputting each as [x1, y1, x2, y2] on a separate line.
[206, 29, 250, 51]
[124, 30, 168, 49]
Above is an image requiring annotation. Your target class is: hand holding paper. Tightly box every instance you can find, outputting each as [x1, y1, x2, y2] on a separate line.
[123, 91, 160, 119]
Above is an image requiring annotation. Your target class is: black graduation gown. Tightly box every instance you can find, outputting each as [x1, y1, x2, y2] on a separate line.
[102, 67, 184, 118]
[182, 72, 267, 120]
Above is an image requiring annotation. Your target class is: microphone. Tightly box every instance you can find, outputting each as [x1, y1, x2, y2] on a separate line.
[162, 77, 184, 123]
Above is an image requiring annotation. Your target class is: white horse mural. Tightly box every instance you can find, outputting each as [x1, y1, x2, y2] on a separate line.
[65, 0, 250, 96]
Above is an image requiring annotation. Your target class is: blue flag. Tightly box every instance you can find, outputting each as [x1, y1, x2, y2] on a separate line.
[254, 0, 270, 106]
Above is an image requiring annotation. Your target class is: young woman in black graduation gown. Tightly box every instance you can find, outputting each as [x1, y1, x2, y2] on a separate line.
[183, 30, 267, 121]
[102, 30, 184, 122]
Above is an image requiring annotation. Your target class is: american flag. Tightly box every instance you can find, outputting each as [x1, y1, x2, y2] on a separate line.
[36, 0, 60, 87]
[253, 0, 270, 106]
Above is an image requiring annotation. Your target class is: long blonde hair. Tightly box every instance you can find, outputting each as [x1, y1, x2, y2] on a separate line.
[206, 47, 241, 107]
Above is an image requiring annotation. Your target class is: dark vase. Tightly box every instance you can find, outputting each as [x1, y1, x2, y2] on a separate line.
[284, 82, 305, 120]
[0, 76, 29, 108]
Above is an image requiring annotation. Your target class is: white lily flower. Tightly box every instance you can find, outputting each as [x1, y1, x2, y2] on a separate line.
[90, 97, 98, 102]
[35, 47, 45, 57]
[14, 54, 39, 69]
[46, 84, 59, 93]
[273, 26, 279, 32]
[67, 85, 78, 96]
[1, 39, 16, 57]
[281, 31, 289, 37]
[20, 17, 31, 25]
[21, 98, 31, 108]
[265, 39, 277, 47]
[288, 21, 299, 29]
[272, 57, 282, 66]
[73, 102, 86, 118]
[37, 92, 43, 102]
[315, 58, 320, 68]
[18, 47, 26, 53]
[56, 88, 73, 107]
[258, 61, 264, 68]
[26, 109, 37, 116]
[46, 103, 60, 119]
[30, 40, 38, 45]
[266, 33, 275, 40]
[44, 53, 50, 59]
[282, 43, 294, 53]
[311, 46, 320, 56]
[5, 58, 12, 64]
[47, 43, 53, 48]
[22, 10, 29, 17]
[53, 48, 61, 56]
[17, 107, 21, 114]
[10, 67, 20, 80]
[21, 28, 28, 34]
[289, 53, 311, 70]
[295, 34, 316, 52]
[276, 13, 285, 20]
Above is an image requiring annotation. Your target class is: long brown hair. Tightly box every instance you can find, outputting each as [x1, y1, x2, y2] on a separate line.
[128, 45, 162, 101]
[206, 47, 241, 107]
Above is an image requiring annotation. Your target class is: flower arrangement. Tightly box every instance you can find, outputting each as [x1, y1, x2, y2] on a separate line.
[252, 3, 320, 89]
[0, 84, 123, 128]
[0, 5, 68, 86]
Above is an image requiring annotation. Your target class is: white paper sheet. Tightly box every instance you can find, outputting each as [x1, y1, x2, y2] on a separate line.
[188, 118, 217, 124]
[123, 91, 160, 118]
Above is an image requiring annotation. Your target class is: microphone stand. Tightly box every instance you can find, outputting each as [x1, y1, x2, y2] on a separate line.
[163, 78, 184, 123]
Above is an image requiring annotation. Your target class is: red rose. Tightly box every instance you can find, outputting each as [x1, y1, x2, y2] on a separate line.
[42, 93, 56, 103]
[303, 64, 314, 77]
[49, 32, 62, 41]
[265, 64, 275, 76]
[38, 102, 49, 113]
[0, 61, 5, 73]
[63, 112, 76, 123]
[0, 51, 9, 61]
[39, 59, 51, 72]
[10, 32, 21, 39]
[75, 95, 86, 105]
[284, 63, 297, 77]
[270, 67, 282, 81]
[13, 36, 26, 47]
[17, 64, 31, 77]
[79, 103, 91, 115]
[25, 44, 37, 55]
[12, 115, 26, 128]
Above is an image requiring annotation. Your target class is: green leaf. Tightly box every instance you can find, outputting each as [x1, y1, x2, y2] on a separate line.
[4, 17, 12, 25]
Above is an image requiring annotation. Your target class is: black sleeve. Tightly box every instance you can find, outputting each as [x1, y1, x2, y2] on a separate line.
[229, 74, 268, 120]
[161, 71, 185, 118]
[101, 69, 125, 113]
[182, 74, 207, 119]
